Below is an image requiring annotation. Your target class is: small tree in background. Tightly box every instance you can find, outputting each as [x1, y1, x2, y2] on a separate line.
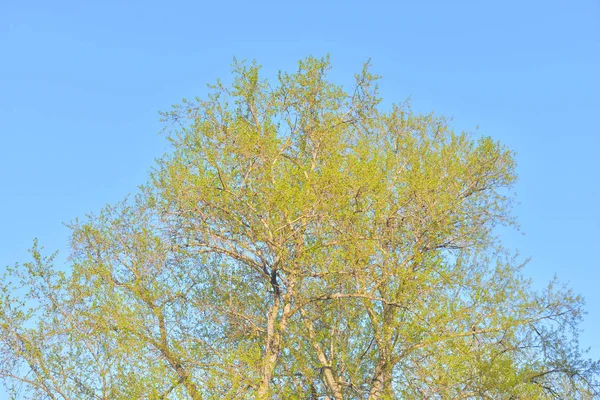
[1, 56, 598, 399]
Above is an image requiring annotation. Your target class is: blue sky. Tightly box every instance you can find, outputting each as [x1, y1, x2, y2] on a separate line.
[1, 0, 599, 370]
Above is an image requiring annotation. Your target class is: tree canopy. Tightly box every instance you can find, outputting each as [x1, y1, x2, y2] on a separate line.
[1, 56, 598, 399]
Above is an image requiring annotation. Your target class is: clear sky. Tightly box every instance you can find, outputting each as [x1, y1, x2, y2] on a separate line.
[1, 0, 599, 372]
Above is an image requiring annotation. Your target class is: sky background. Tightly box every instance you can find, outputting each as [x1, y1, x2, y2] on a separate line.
[1, 0, 599, 383]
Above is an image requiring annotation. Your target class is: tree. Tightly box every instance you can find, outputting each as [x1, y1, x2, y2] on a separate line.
[1, 56, 598, 399]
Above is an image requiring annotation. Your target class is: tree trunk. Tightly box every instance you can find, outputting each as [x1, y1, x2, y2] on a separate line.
[257, 282, 294, 399]
[257, 297, 281, 399]
[368, 359, 392, 400]
[301, 310, 344, 400]
[368, 304, 395, 400]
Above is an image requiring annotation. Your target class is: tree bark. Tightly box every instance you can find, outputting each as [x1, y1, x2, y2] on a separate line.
[367, 304, 395, 400]
[257, 297, 281, 399]
[368, 359, 392, 400]
[257, 275, 294, 399]
[300, 310, 344, 400]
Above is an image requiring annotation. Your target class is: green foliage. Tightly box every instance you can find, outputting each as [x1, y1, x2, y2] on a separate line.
[1, 56, 598, 399]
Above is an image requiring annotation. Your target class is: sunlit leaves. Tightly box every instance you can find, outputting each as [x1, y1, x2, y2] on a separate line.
[0, 56, 597, 399]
